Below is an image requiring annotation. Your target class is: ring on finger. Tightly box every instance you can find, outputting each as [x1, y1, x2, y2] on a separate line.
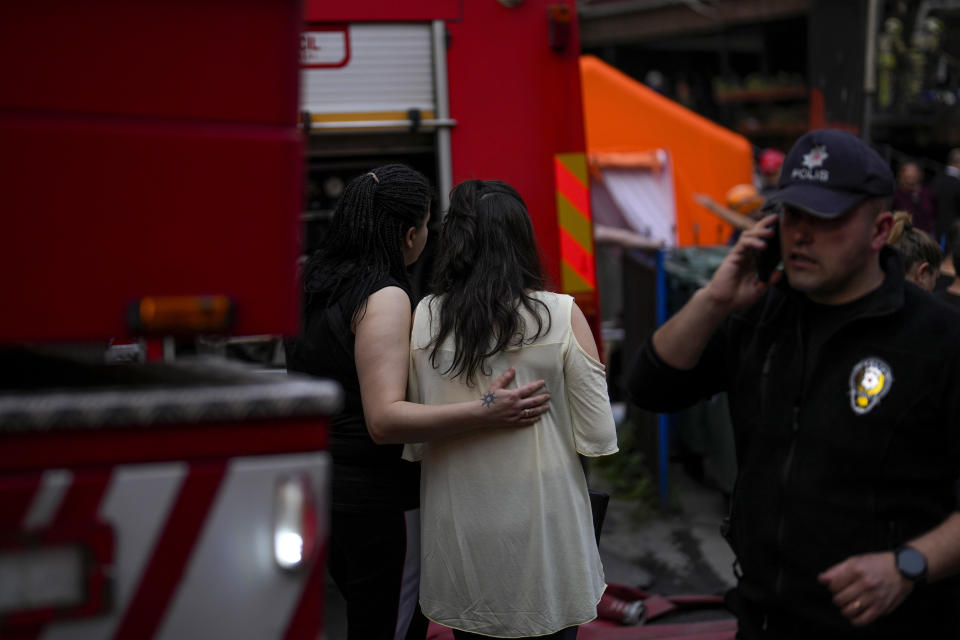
[853, 600, 862, 611]
[522, 408, 530, 418]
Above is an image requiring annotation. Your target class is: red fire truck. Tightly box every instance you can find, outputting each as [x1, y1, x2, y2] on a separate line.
[1, 1, 606, 638]
[0, 2, 337, 638]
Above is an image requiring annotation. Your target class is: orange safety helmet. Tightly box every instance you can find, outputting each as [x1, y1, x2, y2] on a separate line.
[726, 184, 765, 215]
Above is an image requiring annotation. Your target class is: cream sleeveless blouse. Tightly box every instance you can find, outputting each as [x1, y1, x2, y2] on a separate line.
[403, 291, 618, 637]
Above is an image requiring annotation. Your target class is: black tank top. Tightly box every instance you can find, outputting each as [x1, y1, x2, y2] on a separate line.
[285, 278, 420, 512]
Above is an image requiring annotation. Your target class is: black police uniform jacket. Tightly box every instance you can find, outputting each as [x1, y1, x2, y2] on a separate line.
[629, 248, 960, 635]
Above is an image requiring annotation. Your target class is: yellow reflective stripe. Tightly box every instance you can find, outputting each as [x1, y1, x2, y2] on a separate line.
[557, 192, 593, 254]
[562, 262, 594, 294]
[309, 110, 436, 123]
[556, 152, 589, 187]
[555, 152, 596, 295]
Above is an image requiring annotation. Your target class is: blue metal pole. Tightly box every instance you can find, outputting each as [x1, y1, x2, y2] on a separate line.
[655, 249, 670, 506]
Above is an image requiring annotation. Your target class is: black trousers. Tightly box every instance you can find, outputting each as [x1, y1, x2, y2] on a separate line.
[726, 587, 828, 640]
[328, 508, 428, 640]
[725, 586, 960, 640]
[452, 626, 578, 640]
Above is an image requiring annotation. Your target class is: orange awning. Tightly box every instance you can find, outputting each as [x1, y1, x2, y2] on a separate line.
[580, 55, 754, 246]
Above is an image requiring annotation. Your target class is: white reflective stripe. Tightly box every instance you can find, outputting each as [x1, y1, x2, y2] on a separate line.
[30, 454, 329, 639]
[394, 508, 421, 640]
[41, 463, 186, 640]
[158, 452, 330, 640]
[22, 469, 73, 531]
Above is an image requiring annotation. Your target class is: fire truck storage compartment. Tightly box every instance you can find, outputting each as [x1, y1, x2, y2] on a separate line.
[303, 132, 439, 259]
[300, 21, 450, 276]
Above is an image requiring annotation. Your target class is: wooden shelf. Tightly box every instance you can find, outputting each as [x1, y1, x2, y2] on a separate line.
[735, 121, 809, 136]
[716, 85, 808, 104]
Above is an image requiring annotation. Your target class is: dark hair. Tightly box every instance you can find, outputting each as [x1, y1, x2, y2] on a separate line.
[887, 211, 942, 272]
[948, 219, 960, 274]
[427, 180, 550, 386]
[302, 164, 430, 322]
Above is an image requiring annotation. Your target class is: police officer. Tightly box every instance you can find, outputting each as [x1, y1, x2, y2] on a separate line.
[629, 129, 960, 638]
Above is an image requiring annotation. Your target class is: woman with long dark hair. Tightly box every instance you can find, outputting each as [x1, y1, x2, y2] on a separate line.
[404, 180, 618, 639]
[286, 166, 550, 640]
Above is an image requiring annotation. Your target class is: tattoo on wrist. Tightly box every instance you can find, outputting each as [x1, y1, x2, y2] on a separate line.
[481, 392, 495, 408]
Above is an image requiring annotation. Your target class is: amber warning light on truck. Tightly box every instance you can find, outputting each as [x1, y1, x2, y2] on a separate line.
[129, 295, 234, 335]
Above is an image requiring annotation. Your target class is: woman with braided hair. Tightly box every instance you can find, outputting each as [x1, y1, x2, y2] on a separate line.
[285, 166, 550, 640]
[403, 180, 618, 639]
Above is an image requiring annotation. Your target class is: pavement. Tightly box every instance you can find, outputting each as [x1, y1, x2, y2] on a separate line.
[595, 461, 736, 624]
[322, 460, 736, 638]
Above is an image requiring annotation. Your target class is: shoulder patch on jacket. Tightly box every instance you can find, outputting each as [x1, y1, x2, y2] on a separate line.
[849, 358, 893, 415]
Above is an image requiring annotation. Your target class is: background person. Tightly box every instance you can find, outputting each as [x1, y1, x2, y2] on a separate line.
[892, 160, 936, 234]
[934, 219, 960, 292]
[885, 210, 943, 291]
[694, 183, 765, 244]
[936, 220, 960, 310]
[758, 148, 785, 196]
[932, 148, 960, 242]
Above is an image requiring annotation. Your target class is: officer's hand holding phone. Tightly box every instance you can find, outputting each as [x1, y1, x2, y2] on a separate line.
[702, 213, 782, 315]
[754, 213, 782, 283]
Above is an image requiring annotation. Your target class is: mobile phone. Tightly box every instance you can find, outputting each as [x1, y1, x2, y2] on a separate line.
[755, 217, 781, 283]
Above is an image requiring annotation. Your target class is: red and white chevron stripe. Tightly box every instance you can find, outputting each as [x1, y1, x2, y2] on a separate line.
[1, 452, 329, 640]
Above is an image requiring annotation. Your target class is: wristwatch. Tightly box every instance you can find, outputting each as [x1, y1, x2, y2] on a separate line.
[894, 545, 928, 584]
